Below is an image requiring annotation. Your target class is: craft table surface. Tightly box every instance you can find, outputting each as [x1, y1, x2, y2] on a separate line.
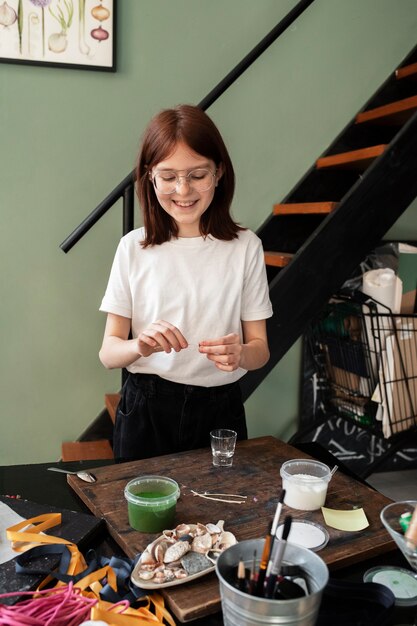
[68, 436, 395, 623]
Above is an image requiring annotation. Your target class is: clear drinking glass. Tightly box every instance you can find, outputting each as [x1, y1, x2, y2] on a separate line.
[210, 429, 237, 467]
[380, 500, 417, 572]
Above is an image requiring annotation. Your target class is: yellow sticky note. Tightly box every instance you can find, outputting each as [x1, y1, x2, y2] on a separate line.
[321, 506, 369, 531]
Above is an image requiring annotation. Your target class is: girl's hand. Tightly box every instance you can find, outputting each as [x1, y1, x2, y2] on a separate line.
[138, 320, 188, 357]
[199, 333, 242, 371]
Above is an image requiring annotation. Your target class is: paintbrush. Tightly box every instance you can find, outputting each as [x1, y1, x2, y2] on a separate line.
[248, 549, 257, 595]
[271, 489, 286, 536]
[236, 555, 248, 592]
[265, 488, 286, 577]
[264, 515, 292, 599]
[255, 522, 272, 596]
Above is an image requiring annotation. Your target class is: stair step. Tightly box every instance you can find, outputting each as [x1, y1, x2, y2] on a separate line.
[396, 61, 417, 81]
[316, 144, 386, 170]
[264, 251, 293, 267]
[356, 94, 417, 125]
[61, 440, 113, 461]
[105, 393, 120, 424]
[273, 202, 338, 215]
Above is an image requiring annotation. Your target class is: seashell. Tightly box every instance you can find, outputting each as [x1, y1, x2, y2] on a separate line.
[216, 530, 237, 551]
[138, 569, 155, 580]
[154, 564, 165, 572]
[138, 563, 157, 571]
[162, 569, 176, 582]
[195, 523, 208, 535]
[216, 520, 225, 531]
[192, 532, 212, 554]
[164, 540, 191, 563]
[175, 523, 191, 537]
[181, 551, 213, 575]
[206, 523, 222, 534]
[140, 551, 157, 566]
[174, 568, 189, 579]
[154, 542, 169, 564]
[153, 568, 175, 583]
[178, 534, 193, 543]
[147, 534, 173, 556]
[145, 537, 174, 564]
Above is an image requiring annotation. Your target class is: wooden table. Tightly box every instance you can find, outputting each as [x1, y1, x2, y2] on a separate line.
[68, 436, 395, 623]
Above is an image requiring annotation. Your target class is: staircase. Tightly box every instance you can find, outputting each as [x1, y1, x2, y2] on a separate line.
[60, 394, 119, 461]
[240, 46, 417, 401]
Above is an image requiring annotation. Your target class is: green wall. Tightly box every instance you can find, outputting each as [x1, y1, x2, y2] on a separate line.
[1, 0, 417, 464]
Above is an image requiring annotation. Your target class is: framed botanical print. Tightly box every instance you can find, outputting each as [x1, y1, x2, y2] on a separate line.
[0, 0, 116, 71]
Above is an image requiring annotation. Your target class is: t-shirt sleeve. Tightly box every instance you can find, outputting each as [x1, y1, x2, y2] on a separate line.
[99, 238, 132, 318]
[241, 234, 273, 321]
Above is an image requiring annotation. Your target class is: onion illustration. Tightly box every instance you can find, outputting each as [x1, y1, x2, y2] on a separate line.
[91, 3, 109, 22]
[48, 0, 73, 53]
[0, 1, 17, 27]
[48, 31, 67, 52]
[91, 25, 108, 41]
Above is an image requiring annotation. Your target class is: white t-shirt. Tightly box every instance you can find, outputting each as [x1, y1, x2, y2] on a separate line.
[100, 227, 273, 387]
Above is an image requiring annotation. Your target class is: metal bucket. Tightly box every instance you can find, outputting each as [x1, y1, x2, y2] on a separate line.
[215, 538, 329, 626]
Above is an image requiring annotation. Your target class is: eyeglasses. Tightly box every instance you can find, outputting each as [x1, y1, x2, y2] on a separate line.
[151, 168, 216, 195]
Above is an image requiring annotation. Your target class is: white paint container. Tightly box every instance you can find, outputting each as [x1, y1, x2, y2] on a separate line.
[280, 459, 332, 511]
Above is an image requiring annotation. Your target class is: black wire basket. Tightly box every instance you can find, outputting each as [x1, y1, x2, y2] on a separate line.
[309, 293, 417, 440]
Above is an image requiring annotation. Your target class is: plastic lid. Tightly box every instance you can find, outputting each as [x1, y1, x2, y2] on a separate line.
[363, 566, 417, 606]
[276, 520, 329, 552]
[280, 459, 331, 482]
[124, 475, 180, 507]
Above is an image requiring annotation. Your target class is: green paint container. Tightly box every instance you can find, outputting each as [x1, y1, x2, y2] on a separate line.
[124, 475, 180, 533]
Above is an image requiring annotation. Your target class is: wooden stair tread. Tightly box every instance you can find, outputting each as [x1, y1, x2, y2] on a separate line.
[396, 62, 417, 81]
[61, 440, 113, 461]
[105, 393, 120, 424]
[273, 202, 338, 215]
[316, 144, 386, 170]
[264, 251, 293, 267]
[356, 94, 417, 125]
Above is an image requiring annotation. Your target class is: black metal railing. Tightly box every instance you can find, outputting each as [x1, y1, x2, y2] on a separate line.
[60, 0, 315, 253]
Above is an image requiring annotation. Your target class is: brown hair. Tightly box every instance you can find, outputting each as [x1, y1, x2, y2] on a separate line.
[136, 104, 243, 246]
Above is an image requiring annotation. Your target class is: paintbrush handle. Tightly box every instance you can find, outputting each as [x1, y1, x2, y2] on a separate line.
[264, 573, 278, 599]
[259, 534, 272, 568]
[264, 540, 286, 598]
[271, 489, 286, 536]
[255, 535, 272, 595]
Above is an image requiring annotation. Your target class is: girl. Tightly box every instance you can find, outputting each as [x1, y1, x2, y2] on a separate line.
[99, 104, 273, 462]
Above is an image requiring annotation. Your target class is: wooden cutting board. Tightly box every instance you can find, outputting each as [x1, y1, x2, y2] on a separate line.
[68, 436, 395, 623]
